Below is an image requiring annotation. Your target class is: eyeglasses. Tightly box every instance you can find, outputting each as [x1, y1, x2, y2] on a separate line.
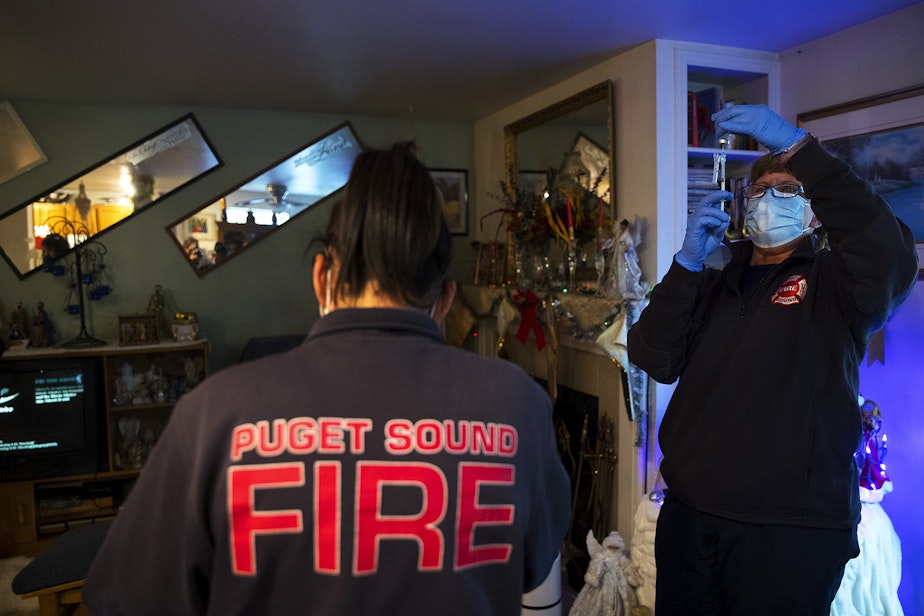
[741, 183, 804, 199]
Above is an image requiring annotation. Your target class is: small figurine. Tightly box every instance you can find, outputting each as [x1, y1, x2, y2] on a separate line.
[116, 362, 143, 406]
[139, 425, 159, 464]
[146, 284, 172, 340]
[183, 355, 203, 387]
[614, 218, 648, 301]
[33, 301, 55, 348]
[145, 364, 167, 403]
[855, 396, 892, 502]
[116, 416, 143, 470]
[8, 302, 30, 346]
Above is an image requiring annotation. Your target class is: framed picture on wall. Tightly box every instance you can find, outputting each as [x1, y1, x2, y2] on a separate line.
[187, 213, 217, 241]
[571, 131, 610, 201]
[0, 101, 47, 186]
[430, 168, 468, 235]
[798, 84, 924, 272]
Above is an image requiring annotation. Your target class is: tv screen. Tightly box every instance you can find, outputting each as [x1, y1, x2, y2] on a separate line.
[0, 356, 107, 482]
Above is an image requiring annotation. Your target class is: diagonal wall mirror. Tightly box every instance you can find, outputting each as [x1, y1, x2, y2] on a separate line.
[0, 114, 222, 279]
[166, 121, 363, 276]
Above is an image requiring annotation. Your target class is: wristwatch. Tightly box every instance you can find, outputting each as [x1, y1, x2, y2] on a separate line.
[776, 132, 814, 164]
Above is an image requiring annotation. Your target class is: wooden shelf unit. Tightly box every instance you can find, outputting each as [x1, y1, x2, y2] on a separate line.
[0, 339, 209, 557]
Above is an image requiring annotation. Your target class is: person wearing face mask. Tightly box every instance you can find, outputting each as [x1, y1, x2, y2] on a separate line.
[627, 105, 917, 615]
[84, 142, 571, 616]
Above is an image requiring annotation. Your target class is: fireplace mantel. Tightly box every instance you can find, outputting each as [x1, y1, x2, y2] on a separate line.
[446, 284, 649, 542]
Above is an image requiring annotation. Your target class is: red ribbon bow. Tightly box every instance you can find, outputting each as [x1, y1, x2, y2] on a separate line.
[514, 288, 545, 351]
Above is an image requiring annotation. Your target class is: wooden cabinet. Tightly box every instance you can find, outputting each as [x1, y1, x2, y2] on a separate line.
[31, 201, 132, 236]
[0, 339, 209, 557]
[93, 203, 132, 231]
[103, 341, 208, 471]
[0, 482, 34, 549]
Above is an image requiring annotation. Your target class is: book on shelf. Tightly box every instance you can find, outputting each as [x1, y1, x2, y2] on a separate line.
[688, 87, 765, 153]
[687, 92, 699, 147]
[687, 167, 719, 208]
[692, 86, 721, 148]
[686, 168, 752, 219]
[687, 167, 716, 211]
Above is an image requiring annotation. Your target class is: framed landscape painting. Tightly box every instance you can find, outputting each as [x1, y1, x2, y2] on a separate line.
[799, 85, 924, 271]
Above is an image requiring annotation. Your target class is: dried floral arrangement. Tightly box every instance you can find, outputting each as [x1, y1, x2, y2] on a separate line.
[485, 166, 609, 248]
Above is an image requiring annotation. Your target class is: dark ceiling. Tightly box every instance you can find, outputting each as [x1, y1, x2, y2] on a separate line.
[1, 0, 921, 122]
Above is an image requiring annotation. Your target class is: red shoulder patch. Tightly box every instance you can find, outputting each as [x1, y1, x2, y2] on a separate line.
[770, 274, 807, 306]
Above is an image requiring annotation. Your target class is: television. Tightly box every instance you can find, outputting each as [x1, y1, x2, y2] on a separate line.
[0, 355, 108, 482]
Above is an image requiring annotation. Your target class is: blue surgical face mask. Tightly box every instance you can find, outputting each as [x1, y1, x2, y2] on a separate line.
[745, 193, 814, 248]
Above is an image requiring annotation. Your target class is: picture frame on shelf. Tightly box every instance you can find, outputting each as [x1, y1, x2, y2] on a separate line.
[118, 314, 159, 346]
[430, 168, 469, 235]
[798, 84, 924, 272]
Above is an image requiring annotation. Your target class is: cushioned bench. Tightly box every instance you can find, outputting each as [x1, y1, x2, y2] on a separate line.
[12, 521, 111, 616]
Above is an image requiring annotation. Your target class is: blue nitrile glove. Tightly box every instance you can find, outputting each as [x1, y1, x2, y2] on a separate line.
[712, 104, 805, 154]
[676, 190, 732, 272]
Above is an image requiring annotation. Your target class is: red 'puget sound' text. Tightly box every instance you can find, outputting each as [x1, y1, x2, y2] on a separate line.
[226, 417, 520, 577]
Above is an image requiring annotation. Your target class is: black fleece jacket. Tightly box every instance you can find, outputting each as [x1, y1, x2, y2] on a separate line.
[628, 137, 918, 528]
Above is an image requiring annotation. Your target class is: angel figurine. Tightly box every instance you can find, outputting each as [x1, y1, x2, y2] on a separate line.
[855, 396, 892, 502]
[613, 218, 648, 301]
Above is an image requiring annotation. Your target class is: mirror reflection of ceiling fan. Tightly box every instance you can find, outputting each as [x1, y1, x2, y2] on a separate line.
[234, 183, 309, 211]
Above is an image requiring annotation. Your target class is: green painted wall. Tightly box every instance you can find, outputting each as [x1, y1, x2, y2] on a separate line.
[0, 101, 474, 371]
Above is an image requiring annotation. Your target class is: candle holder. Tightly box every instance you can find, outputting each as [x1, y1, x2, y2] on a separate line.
[42, 216, 112, 347]
[594, 226, 614, 297]
[566, 238, 577, 291]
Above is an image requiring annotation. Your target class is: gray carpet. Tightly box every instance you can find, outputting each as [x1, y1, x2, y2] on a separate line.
[0, 556, 38, 616]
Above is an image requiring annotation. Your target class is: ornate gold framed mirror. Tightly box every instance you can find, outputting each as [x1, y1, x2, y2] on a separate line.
[504, 80, 614, 213]
[0, 114, 222, 279]
[166, 121, 363, 276]
[499, 81, 615, 289]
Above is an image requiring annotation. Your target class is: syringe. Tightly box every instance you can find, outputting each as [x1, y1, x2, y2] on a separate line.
[712, 133, 732, 212]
